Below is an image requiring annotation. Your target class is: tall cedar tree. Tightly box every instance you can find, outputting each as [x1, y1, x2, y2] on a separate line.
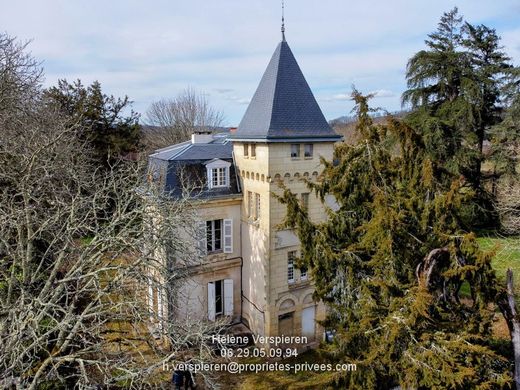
[489, 87, 520, 178]
[402, 8, 516, 218]
[45, 79, 141, 167]
[277, 92, 511, 389]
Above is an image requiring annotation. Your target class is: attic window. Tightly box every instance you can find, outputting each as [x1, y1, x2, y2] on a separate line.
[211, 168, 227, 187]
[290, 144, 300, 158]
[304, 144, 313, 158]
[206, 159, 231, 189]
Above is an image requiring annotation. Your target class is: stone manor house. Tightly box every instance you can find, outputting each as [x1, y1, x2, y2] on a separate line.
[147, 34, 341, 345]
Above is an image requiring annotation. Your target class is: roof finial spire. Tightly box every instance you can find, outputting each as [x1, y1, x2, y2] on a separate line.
[281, 0, 286, 41]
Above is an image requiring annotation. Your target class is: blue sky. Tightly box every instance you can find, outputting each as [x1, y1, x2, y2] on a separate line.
[1, 0, 519, 126]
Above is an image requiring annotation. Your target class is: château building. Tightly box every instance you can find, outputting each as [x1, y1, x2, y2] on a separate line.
[147, 31, 341, 346]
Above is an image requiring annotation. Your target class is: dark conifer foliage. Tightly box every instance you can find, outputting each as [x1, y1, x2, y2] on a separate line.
[278, 91, 511, 389]
[45, 79, 141, 167]
[403, 8, 517, 204]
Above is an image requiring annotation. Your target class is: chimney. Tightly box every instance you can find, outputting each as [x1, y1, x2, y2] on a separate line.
[191, 130, 213, 144]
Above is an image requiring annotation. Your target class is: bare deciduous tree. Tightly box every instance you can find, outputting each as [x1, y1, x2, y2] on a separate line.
[0, 34, 42, 118]
[144, 88, 225, 151]
[0, 33, 224, 389]
[496, 178, 520, 234]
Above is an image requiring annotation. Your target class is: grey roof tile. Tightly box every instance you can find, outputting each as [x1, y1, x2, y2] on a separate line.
[150, 140, 233, 161]
[233, 40, 340, 141]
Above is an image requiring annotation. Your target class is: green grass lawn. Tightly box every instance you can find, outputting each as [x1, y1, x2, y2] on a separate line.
[477, 234, 520, 288]
[457, 235, 520, 298]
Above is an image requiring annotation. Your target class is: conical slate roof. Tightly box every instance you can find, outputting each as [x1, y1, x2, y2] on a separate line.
[232, 40, 340, 142]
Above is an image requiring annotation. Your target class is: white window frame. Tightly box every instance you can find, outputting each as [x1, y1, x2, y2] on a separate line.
[304, 143, 313, 158]
[288, 251, 296, 284]
[255, 193, 261, 220]
[207, 219, 223, 253]
[212, 167, 226, 187]
[247, 191, 253, 218]
[205, 159, 231, 189]
[208, 279, 234, 321]
[300, 267, 308, 281]
[290, 144, 300, 158]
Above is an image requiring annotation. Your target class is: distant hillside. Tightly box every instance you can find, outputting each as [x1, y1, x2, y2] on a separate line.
[331, 110, 408, 144]
[329, 110, 408, 127]
[140, 125, 231, 135]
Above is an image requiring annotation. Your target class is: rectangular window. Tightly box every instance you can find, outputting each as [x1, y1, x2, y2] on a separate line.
[211, 167, 227, 187]
[251, 144, 256, 158]
[301, 193, 309, 211]
[300, 266, 308, 281]
[247, 191, 253, 218]
[208, 279, 234, 321]
[304, 144, 313, 158]
[288, 251, 296, 284]
[215, 280, 223, 315]
[290, 144, 300, 158]
[255, 193, 261, 220]
[206, 219, 222, 252]
[243, 143, 249, 157]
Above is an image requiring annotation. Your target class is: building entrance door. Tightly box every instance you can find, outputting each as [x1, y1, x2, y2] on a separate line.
[302, 306, 315, 340]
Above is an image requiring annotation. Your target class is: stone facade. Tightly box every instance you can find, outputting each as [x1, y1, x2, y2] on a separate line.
[147, 37, 341, 348]
[234, 141, 335, 345]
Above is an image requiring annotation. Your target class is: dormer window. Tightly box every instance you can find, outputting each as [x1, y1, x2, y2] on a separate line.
[211, 167, 227, 187]
[205, 159, 231, 189]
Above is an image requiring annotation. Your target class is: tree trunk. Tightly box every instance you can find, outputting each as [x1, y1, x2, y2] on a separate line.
[497, 268, 520, 389]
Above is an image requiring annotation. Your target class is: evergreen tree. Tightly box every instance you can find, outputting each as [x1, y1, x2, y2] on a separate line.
[278, 92, 511, 389]
[489, 83, 520, 178]
[402, 8, 516, 199]
[45, 79, 141, 167]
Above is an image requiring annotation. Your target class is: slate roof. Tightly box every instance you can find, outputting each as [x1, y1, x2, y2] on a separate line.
[147, 134, 240, 200]
[232, 40, 341, 142]
[149, 137, 232, 161]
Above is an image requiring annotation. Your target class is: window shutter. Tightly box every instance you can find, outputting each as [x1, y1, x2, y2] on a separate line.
[207, 282, 216, 321]
[157, 286, 163, 318]
[207, 168, 213, 189]
[223, 219, 233, 253]
[197, 220, 207, 257]
[224, 279, 234, 316]
[148, 280, 154, 314]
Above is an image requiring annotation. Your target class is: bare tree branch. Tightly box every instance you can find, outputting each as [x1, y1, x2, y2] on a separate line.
[144, 88, 225, 151]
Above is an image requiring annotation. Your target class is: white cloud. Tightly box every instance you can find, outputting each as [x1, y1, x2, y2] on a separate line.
[0, 0, 518, 124]
[214, 88, 235, 94]
[330, 94, 351, 101]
